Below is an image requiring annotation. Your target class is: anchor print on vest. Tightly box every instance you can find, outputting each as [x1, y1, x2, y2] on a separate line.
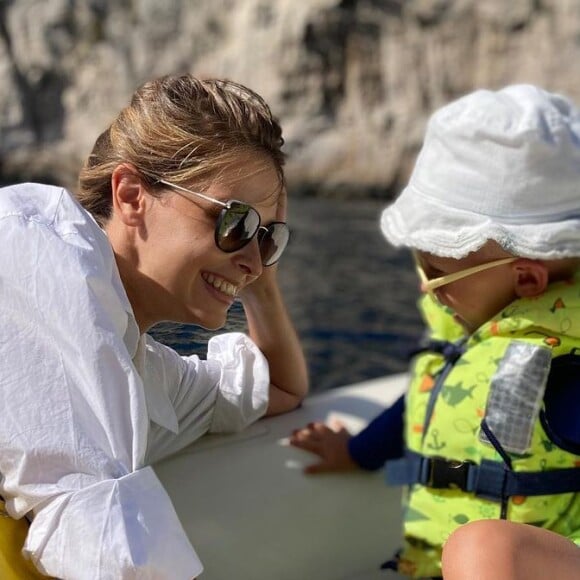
[426, 428, 446, 452]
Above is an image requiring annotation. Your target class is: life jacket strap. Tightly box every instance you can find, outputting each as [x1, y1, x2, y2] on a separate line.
[386, 450, 580, 502]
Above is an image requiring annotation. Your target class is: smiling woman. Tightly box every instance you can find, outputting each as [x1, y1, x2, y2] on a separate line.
[0, 75, 308, 579]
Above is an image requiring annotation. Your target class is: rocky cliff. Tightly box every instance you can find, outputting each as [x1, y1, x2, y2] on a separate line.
[1, 0, 579, 195]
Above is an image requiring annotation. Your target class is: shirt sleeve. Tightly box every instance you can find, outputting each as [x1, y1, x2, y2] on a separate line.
[347, 395, 405, 471]
[0, 191, 201, 579]
[144, 332, 270, 464]
[25, 468, 201, 579]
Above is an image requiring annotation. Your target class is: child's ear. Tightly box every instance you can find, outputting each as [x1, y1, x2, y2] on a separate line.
[512, 259, 549, 298]
[111, 164, 148, 226]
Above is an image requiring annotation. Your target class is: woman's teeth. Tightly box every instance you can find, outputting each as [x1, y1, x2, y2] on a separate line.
[204, 274, 238, 297]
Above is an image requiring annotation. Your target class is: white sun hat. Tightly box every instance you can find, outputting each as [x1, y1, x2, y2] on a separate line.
[380, 84, 580, 259]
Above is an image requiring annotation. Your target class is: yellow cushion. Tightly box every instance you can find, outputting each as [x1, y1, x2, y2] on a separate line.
[0, 499, 49, 579]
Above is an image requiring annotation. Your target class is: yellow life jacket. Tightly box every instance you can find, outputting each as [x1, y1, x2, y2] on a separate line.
[387, 280, 580, 578]
[0, 498, 49, 579]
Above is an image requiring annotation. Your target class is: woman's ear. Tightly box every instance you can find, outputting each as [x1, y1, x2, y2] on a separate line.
[512, 259, 549, 298]
[111, 164, 147, 226]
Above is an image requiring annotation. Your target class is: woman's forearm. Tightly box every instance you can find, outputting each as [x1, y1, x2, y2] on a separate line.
[240, 268, 309, 415]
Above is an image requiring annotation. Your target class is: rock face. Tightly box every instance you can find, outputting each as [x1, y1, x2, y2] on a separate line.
[0, 0, 579, 195]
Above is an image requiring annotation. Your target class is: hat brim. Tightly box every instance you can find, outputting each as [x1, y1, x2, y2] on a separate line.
[381, 183, 580, 260]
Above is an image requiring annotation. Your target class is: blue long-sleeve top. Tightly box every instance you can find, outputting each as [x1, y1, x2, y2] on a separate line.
[347, 394, 405, 471]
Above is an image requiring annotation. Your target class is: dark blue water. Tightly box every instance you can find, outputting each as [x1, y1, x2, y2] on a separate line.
[150, 197, 424, 393]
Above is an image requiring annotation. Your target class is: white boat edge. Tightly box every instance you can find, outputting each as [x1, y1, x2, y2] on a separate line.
[154, 373, 409, 580]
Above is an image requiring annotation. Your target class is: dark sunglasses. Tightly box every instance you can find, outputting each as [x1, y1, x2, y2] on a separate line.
[156, 179, 289, 266]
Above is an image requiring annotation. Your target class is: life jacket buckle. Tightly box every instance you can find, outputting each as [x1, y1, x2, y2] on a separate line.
[426, 456, 474, 490]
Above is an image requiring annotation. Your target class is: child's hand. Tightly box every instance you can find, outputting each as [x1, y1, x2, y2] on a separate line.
[289, 421, 358, 474]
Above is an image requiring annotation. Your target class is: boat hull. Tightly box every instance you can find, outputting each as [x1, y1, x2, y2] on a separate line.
[155, 374, 409, 580]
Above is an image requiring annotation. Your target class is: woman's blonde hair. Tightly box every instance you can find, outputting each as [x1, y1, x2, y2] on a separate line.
[77, 74, 285, 225]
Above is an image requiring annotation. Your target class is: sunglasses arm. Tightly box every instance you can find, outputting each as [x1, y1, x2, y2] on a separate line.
[420, 257, 518, 293]
[156, 179, 228, 208]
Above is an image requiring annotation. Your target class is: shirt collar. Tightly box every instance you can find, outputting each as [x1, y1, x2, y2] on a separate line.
[110, 236, 179, 434]
[131, 333, 179, 434]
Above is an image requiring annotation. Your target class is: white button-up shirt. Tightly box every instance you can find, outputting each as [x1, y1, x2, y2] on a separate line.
[0, 183, 270, 579]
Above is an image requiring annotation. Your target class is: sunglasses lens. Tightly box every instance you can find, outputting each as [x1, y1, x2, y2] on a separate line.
[216, 202, 289, 265]
[216, 203, 261, 252]
[258, 223, 290, 266]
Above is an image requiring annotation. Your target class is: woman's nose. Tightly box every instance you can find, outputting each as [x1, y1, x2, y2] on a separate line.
[234, 237, 263, 276]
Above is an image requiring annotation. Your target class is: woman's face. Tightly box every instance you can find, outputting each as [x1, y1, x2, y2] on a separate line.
[125, 153, 284, 331]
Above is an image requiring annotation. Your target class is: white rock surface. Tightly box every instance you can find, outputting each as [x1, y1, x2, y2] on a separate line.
[0, 0, 578, 194]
